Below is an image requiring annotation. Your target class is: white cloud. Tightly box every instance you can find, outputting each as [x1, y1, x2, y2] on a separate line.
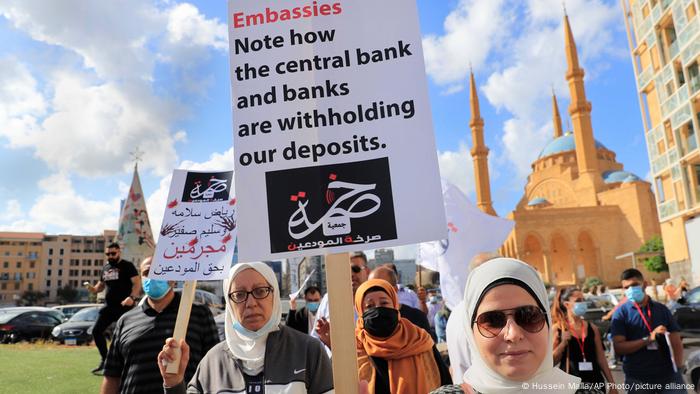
[422, 0, 509, 92]
[0, 173, 119, 234]
[0, 57, 45, 147]
[166, 3, 227, 50]
[0, 1, 227, 176]
[2, 200, 23, 221]
[437, 142, 475, 197]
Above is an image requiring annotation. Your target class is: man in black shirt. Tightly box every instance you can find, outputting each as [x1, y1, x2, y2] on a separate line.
[285, 285, 322, 334]
[86, 242, 140, 374]
[101, 257, 219, 394]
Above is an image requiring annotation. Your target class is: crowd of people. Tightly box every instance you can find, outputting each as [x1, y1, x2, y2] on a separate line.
[87, 245, 692, 393]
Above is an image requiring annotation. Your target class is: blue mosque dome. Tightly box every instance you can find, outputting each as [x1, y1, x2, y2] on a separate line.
[538, 132, 606, 159]
[527, 197, 549, 206]
[602, 170, 641, 184]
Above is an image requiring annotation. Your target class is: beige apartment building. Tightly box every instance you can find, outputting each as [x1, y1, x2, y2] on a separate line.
[622, 0, 700, 284]
[0, 232, 43, 305]
[0, 230, 116, 305]
[40, 230, 116, 302]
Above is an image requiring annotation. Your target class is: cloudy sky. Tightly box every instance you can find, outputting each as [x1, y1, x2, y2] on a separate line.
[0, 0, 646, 259]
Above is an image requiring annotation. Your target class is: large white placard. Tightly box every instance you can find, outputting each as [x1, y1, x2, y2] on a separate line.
[229, 0, 446, 261]
[150, 169, 237, 280]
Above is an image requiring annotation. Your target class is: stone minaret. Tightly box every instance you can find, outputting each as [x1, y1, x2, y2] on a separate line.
[564, 14, 602, 194]
[469, 71, 497, 216]
[552, 90, 564, 138]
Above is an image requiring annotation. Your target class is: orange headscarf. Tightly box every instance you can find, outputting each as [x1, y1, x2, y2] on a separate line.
[354, 279, 440, 394]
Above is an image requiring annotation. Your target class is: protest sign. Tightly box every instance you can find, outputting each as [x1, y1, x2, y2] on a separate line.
[228, 0, 446, 262]
[150, 169, 237, 281]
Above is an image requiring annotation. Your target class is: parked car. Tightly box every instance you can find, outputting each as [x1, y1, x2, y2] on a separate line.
[174, 288, 225, 316]
[51, 303, 102, 320]
[686, 348, 700, 393]
[0, 307, 65, 343]
[671, 286, 700, 338]
[51, 306, 110, 345]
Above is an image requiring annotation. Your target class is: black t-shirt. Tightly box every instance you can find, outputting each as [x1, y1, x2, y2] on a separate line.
[102, 259, 138, 307]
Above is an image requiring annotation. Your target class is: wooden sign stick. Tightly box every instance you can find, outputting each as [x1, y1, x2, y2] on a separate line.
[166, 280, 197, 374]
[325, 252, 359, 394]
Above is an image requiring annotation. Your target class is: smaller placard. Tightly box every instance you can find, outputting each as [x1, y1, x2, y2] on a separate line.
[150, 169, 237, 280]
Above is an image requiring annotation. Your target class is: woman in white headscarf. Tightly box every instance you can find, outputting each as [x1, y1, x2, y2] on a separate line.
[431, 258, 580, 393]
[158, 262, 334, 394]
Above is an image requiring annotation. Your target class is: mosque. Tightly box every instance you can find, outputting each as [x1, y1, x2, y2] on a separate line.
[469, 15, 666, 286]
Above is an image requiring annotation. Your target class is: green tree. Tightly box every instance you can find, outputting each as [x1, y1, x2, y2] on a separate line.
[57, 285, 79, 304]
[583, 276, 603, 290]
[638, 235, 668, 273]
[20, 290, 45, 306]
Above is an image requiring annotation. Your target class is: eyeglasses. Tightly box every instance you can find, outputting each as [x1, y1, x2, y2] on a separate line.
[105, 252, 118, 257]
[473, 305, 547, 338]
[228, 286, 274, 304]
[351, 265, 363, 273]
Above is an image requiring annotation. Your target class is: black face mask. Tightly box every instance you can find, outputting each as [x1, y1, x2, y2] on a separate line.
[362, 307, 399, 338]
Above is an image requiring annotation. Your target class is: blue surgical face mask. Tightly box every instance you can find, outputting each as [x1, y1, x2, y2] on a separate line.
[232, 316, 277, 339]
[625, 285, 645, 303]
[306, 301, 320, 313]
[142, 278, 171, 300]
[572, 302, 588, 317]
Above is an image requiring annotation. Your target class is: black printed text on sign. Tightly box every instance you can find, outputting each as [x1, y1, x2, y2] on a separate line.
[228, 0, 446, 261]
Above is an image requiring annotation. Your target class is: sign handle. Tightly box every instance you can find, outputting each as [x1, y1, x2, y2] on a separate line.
[325, 252, 359, 394]
[166, 280, 197, 374]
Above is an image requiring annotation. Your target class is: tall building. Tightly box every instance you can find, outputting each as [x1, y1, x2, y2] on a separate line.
[471, 15, 664, 286]
[0, 232, 43, 305]
[41, 230, 117, 302]
[622, 0, 700, 284]
[373, 248, 395, 267]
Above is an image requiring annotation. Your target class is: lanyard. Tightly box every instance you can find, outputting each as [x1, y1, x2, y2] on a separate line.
[565, 320, 587, 361]
[633, 302, 653, 334]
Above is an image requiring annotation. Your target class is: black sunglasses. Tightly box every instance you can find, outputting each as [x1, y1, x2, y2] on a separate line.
[351, 265, 363, 273]
[473, 305, 547, 338]
[228, 286, 273, 304]
[105, 252, 118, 257]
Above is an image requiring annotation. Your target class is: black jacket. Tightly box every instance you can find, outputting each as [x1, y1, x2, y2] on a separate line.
[285, 306, 310, 334]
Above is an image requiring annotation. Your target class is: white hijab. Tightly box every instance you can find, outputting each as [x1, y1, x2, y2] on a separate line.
[224, 262, 281, 376]
[462, 258, 580, 393]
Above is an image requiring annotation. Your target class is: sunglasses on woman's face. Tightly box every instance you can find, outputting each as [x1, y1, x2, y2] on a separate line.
[474, 305, 547, 338]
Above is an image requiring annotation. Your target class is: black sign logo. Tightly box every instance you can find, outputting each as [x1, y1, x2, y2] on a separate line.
[265, 158, 397, 254]
[181, 171, 233, 203]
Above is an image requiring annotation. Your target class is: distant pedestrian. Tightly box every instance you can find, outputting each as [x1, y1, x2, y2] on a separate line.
[85, 242, 140, 374]
[312, 251, 369, 351]
[286, 285, 322, 335]
[611, 268, 685, 393]
[101, 257, 218, 393]
[552, 287, 617, 393]
[434, 305, 450, 343]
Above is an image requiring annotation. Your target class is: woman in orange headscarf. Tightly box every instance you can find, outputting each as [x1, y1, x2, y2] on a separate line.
[355, 279, 451, 394]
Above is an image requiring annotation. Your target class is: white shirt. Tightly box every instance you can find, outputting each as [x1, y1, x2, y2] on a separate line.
[397, 285, 420, 309]
[446, 300, 471, 384]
